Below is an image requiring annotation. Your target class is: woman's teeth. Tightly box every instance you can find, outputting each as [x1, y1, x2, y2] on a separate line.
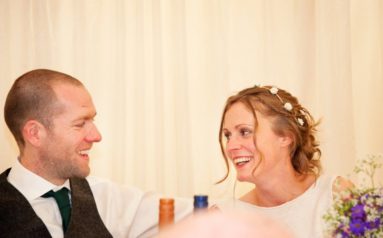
[233, 157, 251, 165]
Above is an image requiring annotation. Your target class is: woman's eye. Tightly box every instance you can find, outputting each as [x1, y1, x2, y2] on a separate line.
[240, 129, 252, 137]
[223, 133, 231, 141]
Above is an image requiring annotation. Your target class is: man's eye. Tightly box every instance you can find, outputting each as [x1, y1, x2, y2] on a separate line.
[75, 121, 86, 127]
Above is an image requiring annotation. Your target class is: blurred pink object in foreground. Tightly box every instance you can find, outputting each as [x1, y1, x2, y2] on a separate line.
[156, 210, 294, 238]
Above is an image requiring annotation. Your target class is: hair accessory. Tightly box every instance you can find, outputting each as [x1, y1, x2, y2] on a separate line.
[297, 118, 304, 126]
[284, 102, 293, 111]
[264, 86, 305, 127]
[269, 87, 278, 94]
[268, 86, 291, 112]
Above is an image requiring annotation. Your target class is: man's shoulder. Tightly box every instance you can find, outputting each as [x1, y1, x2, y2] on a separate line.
[84, 175, 148, 199]
[0, 168, 11, 179]
[0, 168, 12, 190]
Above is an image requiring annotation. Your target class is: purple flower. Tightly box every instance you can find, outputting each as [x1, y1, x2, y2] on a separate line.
[323, 157, 383, 237]
[349, 218, 366, 236]
[351, 204, 365, 219]
[366, 218, 380, 230]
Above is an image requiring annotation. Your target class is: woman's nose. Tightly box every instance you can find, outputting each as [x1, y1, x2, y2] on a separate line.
[226, 137, 242, 151]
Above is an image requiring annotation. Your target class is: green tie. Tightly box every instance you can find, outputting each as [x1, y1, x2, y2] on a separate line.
[42, 187, 72, 232]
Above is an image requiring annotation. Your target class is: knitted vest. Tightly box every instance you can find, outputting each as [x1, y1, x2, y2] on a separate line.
[0, 168, 113, 238]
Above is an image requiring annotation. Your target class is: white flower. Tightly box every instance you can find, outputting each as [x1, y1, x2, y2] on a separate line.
[297, 118, 304, 126]
[284, 102, 292, 111]
[269, 87, 278, 94]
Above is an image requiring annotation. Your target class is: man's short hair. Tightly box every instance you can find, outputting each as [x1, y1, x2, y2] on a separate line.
[4, 69, 83, 149]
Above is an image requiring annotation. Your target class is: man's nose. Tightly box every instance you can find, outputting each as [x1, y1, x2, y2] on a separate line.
[86, 123, 102, 142]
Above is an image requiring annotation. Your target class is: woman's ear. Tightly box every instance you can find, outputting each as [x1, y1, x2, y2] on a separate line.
[279, 134, 293, 148]
[22, 120, 47, 147]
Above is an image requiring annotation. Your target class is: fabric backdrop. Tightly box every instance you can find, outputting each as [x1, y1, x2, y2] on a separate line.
[1, 0, 382, 198]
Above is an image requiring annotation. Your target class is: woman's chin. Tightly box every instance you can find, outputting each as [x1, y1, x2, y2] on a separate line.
[236, 174, 252, 182]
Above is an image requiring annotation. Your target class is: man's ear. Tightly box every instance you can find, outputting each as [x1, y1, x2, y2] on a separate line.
[22, 120, 47, 147]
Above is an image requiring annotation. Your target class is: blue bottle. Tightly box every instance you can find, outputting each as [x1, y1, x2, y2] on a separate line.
[193, 195, 208, 212]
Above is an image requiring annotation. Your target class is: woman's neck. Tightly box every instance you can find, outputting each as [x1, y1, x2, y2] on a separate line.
[240, 172, 316, 207]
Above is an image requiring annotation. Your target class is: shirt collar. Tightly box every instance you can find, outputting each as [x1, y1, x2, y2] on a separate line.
[7, 159, 71, 201]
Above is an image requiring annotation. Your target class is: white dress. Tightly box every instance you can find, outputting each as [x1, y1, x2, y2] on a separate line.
[215, 175, 336, 238]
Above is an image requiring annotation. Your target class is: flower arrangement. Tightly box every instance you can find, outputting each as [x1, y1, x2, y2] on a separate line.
[323, 155, 383, 237]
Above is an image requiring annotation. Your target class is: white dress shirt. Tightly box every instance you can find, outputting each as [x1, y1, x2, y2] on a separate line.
[7, 160, 192, 238]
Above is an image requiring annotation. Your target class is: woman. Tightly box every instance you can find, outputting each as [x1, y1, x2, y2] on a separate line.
[215, 85, 352, 238]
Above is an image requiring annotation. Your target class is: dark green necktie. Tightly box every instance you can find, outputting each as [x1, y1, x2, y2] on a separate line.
[42, 187, 71, 232]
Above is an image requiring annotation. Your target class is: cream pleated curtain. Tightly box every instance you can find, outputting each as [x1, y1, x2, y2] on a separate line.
[1, 0, 382, 198]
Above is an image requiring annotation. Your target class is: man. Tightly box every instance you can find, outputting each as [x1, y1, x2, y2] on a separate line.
[0, 69, 191, 237]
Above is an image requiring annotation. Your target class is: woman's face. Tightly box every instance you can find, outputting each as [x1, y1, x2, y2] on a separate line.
[222, 102, 289, 182]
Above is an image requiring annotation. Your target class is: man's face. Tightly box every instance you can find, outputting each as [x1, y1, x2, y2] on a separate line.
[39, 83, 102, 184]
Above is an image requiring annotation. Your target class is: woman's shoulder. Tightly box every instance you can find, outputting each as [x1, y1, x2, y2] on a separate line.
[332, 176, 354, 194]
[315, 174, 354, 198]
